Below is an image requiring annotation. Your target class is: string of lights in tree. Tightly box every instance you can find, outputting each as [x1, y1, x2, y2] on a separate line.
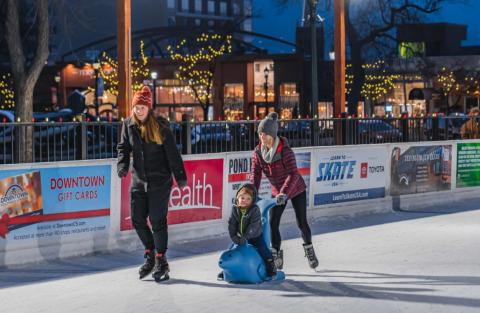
[437, 67, 456, 96]
[0, 73, 15, 109]
[437, 67, 480, 97]
[95, 40, 150, 96]
[167, 33, 232, 105]
[345, 64, 353, 95]
[361, 60, 399, 101]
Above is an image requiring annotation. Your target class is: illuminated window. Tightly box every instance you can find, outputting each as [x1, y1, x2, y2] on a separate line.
[399, 42, 425, 58]
[224, 83, 244, 120]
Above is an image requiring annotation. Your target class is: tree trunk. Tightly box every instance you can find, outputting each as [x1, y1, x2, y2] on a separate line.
[5, 0, 49, 163]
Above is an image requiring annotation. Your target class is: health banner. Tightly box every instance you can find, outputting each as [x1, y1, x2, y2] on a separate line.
[0, 165, 111, 243]
[390, 145, 452, 195]
[120, 158, 224, 231]
[312, 146, 387, 206]
[226, 150, 311, 208]
[456, 142, 480, 188]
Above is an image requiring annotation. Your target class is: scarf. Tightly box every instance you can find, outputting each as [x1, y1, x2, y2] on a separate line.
[261, 136, 280, 164]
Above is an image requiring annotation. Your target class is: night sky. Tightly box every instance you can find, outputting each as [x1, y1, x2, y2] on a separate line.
[252, 0, 480, 54]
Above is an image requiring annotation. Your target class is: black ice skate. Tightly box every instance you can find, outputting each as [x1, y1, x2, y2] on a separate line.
[265, 259, 277, 277]
[271, 248, 284, 270]
[217, 271, 224, 281]
[303, 243, 319, 269]
[139, 250, 155, 279]
[152, 254, 170, 282]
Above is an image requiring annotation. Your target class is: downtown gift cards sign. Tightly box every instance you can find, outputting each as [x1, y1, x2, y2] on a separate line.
[0, 165, 111, 246]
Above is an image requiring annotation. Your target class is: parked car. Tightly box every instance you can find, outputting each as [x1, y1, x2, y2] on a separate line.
[425, 113, 470, 140]
[0, 110, 119, 163]
[356, 119, 402, 144]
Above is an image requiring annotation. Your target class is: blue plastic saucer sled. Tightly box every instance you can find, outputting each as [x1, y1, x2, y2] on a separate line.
[218, 198, 286, 284]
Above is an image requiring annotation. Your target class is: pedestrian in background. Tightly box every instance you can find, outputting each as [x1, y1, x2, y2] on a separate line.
[461, 107, 480, 139]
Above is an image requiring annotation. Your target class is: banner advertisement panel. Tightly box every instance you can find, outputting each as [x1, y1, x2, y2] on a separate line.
[457, 142, 480, 188]
[0, 165, 111, 245]
[312, 146, 387, 206]
[226, 150, 311, 209]
[390, 145, 452, 195]
[120, 158, 224, 231]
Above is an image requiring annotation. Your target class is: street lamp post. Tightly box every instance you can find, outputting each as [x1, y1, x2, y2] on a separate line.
[93, 61, 101, 116]
[334, 0, 346, 116]
[151, 71, 158, 109]
[264, 66, 270, 111]
[309, 0, 319, 118]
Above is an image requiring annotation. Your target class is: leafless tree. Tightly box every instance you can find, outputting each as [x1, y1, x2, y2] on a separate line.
[5, 0, 49, 162]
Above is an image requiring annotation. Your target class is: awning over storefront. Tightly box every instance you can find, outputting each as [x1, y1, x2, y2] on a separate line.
[409, 88, 441, 101]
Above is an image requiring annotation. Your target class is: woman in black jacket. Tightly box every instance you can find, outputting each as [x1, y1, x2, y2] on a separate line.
[117, 86, 187, 281]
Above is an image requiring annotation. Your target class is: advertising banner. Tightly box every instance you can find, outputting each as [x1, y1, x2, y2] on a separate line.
[312, 146, 387, 206]
[0, 165, 111, 244]
[456, 142, 480, 188]
[120, 158, 224, 231]
[390, 145, 452, 195]
[226, 150, 311, 209]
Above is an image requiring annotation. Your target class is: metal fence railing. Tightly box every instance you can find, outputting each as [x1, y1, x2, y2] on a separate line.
[1, 116, 479, 164]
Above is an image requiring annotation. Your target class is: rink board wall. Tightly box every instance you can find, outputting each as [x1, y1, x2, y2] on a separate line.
[1, 140, 480, 266]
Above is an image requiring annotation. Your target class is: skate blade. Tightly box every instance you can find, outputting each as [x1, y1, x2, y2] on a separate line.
[154, 273, 170, 282]
[264, 271, 285, 282]
[139, 271, 153, 280]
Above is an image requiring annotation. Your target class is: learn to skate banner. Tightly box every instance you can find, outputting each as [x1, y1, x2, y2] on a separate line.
[0, 165, 111, 244]
[311, 146, 387, 206]
[120, 158, 224, 231]
[390, 144, 452, 195]
[226, 149, 311, 209]
[457, 142, 480, 188]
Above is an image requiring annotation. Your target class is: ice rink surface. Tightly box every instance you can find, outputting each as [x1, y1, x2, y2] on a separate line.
[1, 201, 479, 313]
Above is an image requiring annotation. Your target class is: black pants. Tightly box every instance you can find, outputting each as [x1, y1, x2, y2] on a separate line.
[269, 191, 311, 251]
[130, 184, 170, 254]
[249, 235, 274, 262]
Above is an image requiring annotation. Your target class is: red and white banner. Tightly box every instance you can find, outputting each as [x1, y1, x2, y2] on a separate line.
[120, 158, 224, 231]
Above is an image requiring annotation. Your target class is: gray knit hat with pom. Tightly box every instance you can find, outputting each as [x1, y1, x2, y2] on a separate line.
[258, 112, 279, 138]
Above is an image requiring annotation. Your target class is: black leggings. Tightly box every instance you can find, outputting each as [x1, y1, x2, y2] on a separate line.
[269, 191, 311, 250]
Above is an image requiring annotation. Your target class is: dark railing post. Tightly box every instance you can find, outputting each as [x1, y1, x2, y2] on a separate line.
[432, 115, 439, 140]
[310, 119, 317, 146]
[401, 115, 409, 142]
[81, 117, 87, 160]
[181, 114, 192, 155]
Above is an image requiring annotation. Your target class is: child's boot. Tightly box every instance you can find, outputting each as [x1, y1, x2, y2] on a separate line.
[266, 258, 277, 277]
[272, 248, 284, 270]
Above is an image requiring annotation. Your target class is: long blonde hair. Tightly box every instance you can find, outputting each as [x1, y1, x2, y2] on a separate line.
[132, 111, 163, 144]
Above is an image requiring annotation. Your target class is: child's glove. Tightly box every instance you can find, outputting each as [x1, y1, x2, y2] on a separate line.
[276, 193, 288, 205]
[233, 233, 246, 245]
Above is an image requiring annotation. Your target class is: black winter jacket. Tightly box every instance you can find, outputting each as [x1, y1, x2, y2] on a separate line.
[228, 183, 263, 244]
[117, 116, 187, 189]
